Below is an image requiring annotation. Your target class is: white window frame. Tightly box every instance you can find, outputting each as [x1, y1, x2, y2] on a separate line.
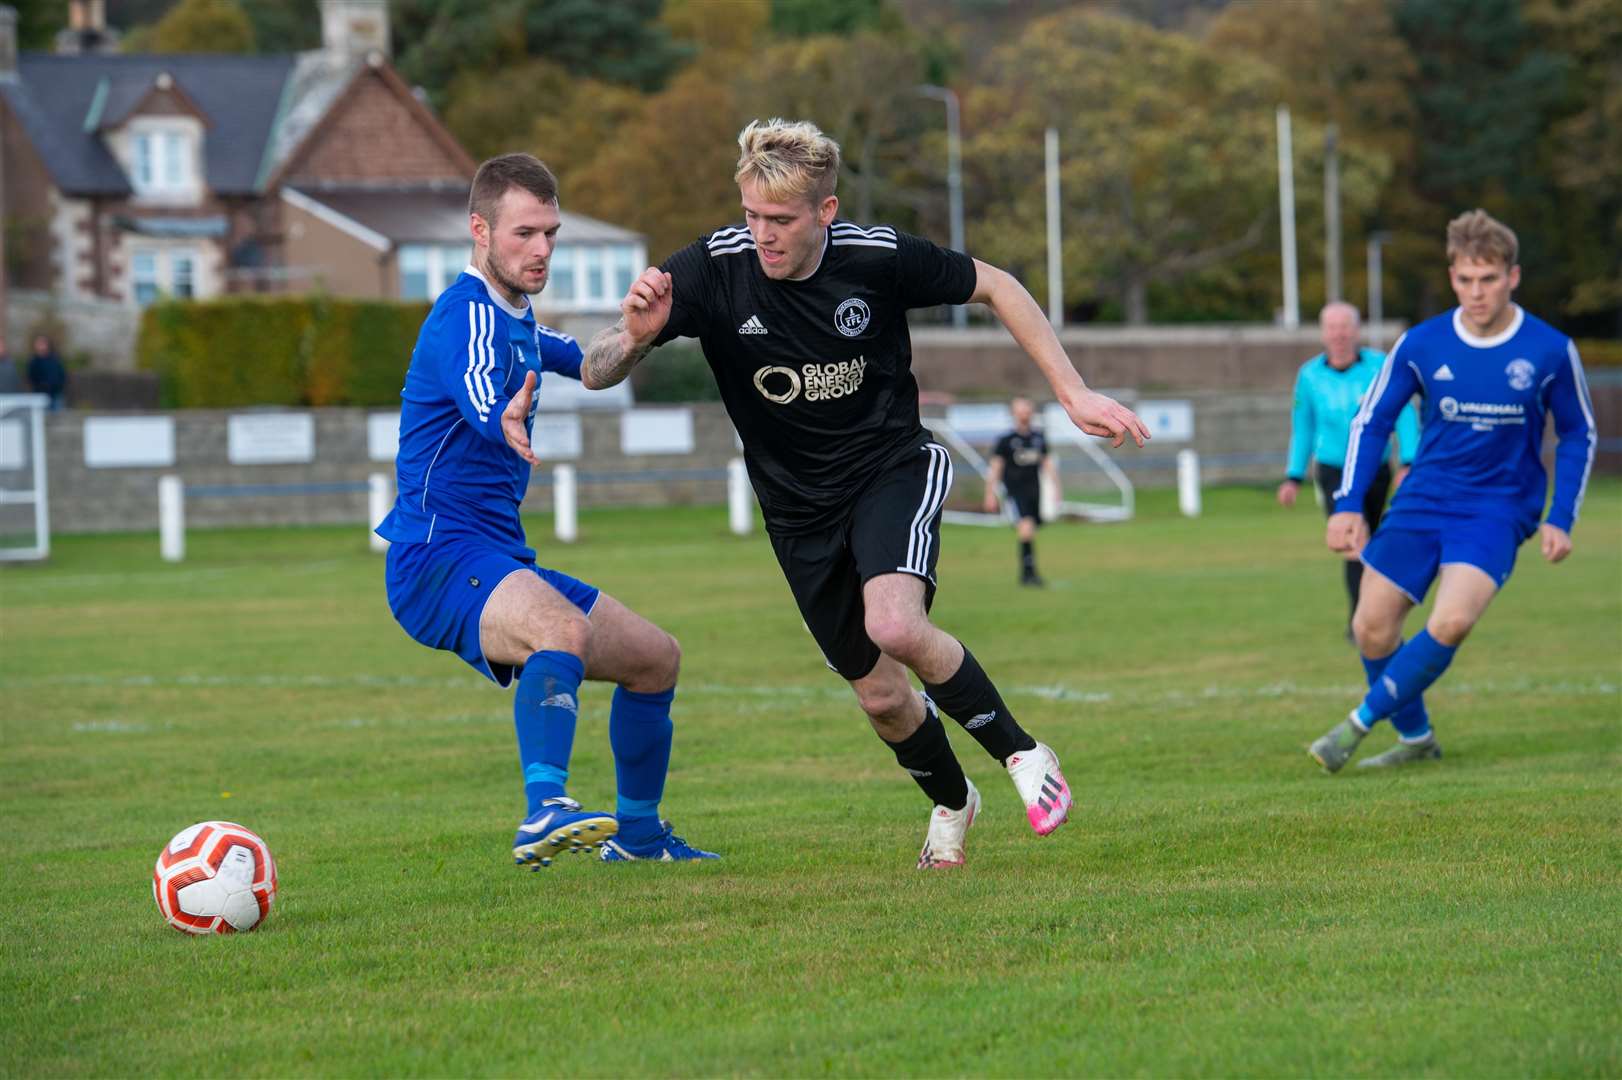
[397, 244, 469, 302]
[129, 245, 202, 307]
[126, 119, 202, 203]
[543, 241, 646, 314]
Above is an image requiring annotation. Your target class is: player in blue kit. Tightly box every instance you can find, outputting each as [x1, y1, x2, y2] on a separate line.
[378, 153, 717, 864]
[1309, 210, 1597, 771]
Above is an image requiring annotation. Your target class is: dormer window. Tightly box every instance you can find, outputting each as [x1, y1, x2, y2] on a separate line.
[131, 125, 196, 197]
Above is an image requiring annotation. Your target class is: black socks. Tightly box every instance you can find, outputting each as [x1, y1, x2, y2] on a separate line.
[883, 704, 969, 811]
[923, 645, 1037, 764]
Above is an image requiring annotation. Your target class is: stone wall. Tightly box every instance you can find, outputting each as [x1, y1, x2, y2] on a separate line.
[25, 380, 1619, 536]
[6, 289, 142, 371]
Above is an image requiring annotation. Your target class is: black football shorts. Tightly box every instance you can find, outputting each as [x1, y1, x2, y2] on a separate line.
[767, 442, 952, 681]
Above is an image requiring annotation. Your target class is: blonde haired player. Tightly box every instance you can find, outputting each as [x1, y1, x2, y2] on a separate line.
[582, 118, 1150, 868]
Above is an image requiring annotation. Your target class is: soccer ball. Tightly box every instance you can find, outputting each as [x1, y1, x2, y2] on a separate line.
[152, 821, 278, 935]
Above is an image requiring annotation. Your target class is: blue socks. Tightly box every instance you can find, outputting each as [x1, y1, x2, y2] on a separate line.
[514, 650, 584, 813]
[1359, 645, 1433, 741]
[1356, 630, 1455, 739]
[609, 686, 675, 848]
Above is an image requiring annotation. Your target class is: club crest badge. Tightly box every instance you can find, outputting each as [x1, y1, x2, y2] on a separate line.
[1505, 358, 1535, 391]
[835, 298, 871, 337]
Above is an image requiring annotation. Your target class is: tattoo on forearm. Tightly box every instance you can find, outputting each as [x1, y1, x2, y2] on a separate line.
[582, 319, 651, 389]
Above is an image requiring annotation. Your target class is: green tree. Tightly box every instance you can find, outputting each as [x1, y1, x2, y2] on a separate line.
[735, 31, 931, 226]
[965, 10, 1286, 324]
[1527, 0, 1622, 330]
[394, 0, 691, 108]
[122, 0, 256, 54]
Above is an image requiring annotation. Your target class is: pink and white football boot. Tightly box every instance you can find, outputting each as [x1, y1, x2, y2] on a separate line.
[1006, 742, 1071, 835]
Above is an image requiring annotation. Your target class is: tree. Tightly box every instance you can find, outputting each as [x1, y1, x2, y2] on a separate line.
[1526, 0, 1622, 330]
[564, 66, 747, 261]
[735, 32, 931, 227]
[394, 0, 691, 108]
[122, 0, 256, 54]
[965, 10, 1288, 324]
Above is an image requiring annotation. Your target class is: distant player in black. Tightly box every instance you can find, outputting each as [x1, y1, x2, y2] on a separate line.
[985, 396, 1057, 587]
[579, 119, 1150, 868]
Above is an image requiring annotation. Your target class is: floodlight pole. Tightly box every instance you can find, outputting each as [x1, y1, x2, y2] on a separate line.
[1276, 105, 1300, 329]
[917, 85, 967, 329]
[1325, 123, 1342, 303]
[1367, 231, 1389, 348]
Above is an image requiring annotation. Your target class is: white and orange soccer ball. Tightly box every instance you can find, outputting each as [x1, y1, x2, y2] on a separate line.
[152, 821, 278, 935]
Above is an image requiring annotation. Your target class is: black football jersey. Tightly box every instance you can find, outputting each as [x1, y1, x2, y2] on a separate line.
[655, 221, 976, 534]
[992, 430, 1048, 490]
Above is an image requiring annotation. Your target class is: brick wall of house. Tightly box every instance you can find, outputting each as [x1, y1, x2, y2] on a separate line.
[0, 103, 56, 291]
[282, 70, 468, 185]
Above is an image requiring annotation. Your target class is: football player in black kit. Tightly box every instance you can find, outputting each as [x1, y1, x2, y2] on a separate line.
[578, 118, 1149, 868]
[985, 396, 1057, 587]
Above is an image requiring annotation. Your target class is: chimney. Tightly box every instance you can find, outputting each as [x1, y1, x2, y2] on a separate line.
[320, 0, 391, 60]
[56, 0, 120, 55]
[0, 6, 17, 82]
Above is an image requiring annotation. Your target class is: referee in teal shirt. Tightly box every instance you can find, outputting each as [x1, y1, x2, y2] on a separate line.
[1278, 302, 1420, 630]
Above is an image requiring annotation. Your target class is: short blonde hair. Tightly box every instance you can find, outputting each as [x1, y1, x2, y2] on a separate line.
[1447, 209, 1518, 267]
[734, 118, 841, 205]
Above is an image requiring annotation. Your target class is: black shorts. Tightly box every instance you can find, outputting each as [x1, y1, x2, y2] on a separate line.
[1315, 462, 1392, 531]
[768, 442, 952, 681]
[1006, 481, 1041, 524]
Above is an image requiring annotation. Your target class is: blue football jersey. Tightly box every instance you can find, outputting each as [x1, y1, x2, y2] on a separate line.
[377, 267, 583, 556]
[1333, 305, 1596, 536]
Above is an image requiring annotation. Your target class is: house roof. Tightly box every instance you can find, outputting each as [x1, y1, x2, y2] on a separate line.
[287, 186, 646, 247]
[0, 52, 345, 197]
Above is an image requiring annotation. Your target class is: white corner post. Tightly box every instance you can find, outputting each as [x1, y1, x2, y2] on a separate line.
[1176, 449, 1202, 518]
[159, 475, 185, 562]
[367, 472, 392, 553]
[727, 457, 753, 536]
[553, 464, 578, 543]
[1276, 105, 1299, 329]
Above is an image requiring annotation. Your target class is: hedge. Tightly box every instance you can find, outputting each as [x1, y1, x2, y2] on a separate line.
[138, 296, 430, 408]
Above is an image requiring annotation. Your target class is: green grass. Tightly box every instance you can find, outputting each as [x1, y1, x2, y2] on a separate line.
[2, 484, 1618, 1077]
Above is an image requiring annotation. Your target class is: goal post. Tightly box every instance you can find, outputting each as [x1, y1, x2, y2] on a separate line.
[0, 394, 50, 561]
[921, 402, 1133, 526]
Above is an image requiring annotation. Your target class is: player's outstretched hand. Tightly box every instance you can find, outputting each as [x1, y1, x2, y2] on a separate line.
[1064, 390, 1151, 448]
[622, 268, 673, 345]
[1326, 510, 1367, 560]
[982, 491, 1000, 513]
[1276, 479, 1300, 507]
[502, 371, 539, 466]
[1539, 522, 1572, 563]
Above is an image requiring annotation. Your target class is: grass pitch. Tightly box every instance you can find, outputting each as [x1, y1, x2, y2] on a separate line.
[2, 484, 1618, 1077]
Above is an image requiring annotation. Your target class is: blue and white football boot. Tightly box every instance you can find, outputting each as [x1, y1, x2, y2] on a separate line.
[598, 821, 719, 862]
[512, 797, 618, 870]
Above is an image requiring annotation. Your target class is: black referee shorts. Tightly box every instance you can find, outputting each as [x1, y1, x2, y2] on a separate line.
[1005, 480, 1042, 524]
[768, 443, 952, 681]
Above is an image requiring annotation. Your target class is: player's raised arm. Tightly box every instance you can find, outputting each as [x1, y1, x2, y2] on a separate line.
[581, 268, 672, 389]
[967, 259, 1151, 448]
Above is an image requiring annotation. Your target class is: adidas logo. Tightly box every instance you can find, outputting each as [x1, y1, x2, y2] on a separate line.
[1434, 364, 1455, 381]
[964, 711, 997, 730]
[540, 692, 577, 712]
[738, 314, 768, 335]
[905, 767, 934, 779]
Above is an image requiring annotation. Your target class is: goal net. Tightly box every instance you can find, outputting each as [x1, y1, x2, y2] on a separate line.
[921, 403, 1133, 526]
[0, 395, 50, 560]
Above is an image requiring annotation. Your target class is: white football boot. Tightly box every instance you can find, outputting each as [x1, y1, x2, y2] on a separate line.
[916, 779, 980, 869]
[1006, 742, 1072, 835]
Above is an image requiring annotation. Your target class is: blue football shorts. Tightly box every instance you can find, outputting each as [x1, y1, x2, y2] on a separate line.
[1360, 512, 1526, 604]
[384, 534, 599, 687]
